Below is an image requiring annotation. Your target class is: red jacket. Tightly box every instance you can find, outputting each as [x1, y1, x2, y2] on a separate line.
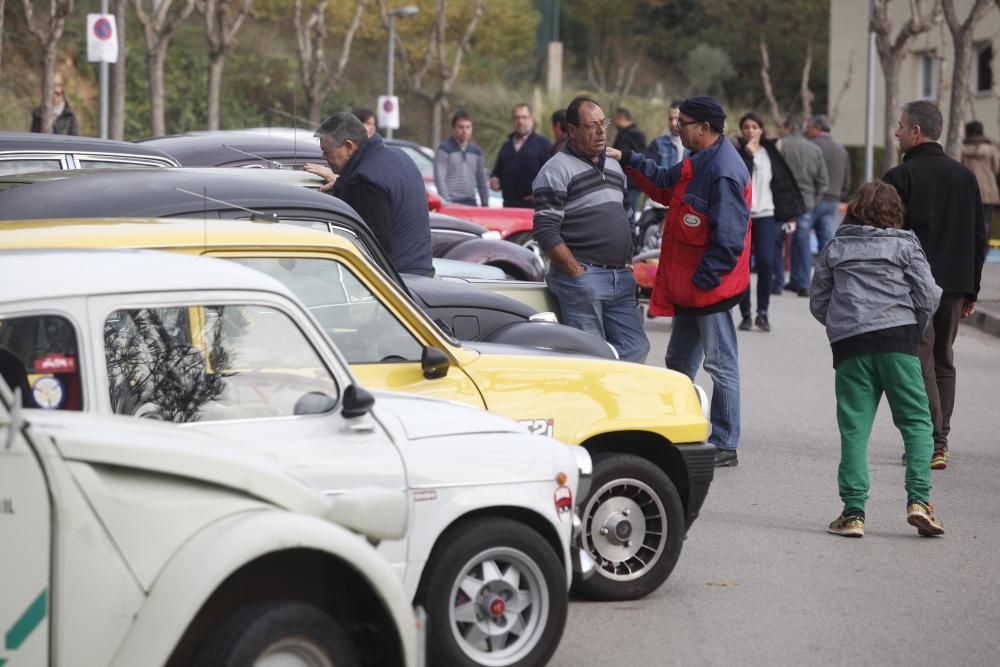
[625, 137, 751, 316]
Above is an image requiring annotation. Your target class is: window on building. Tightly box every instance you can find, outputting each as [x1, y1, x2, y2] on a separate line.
[917, 52, 940, 101]
[975, 43, 993, 95]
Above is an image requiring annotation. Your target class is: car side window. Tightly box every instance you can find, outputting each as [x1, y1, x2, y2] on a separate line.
[77, 158, 173, 169]
[228, 257, 424, 364]
[104, 304, 339, 422]
[0, 158, 63, 176]
[0, 314, 83, 410]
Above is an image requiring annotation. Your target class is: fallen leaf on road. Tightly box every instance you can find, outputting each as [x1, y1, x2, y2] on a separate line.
[707, 580, 740, 587]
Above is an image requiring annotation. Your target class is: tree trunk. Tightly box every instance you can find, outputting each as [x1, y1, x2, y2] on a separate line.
[111, 0, 127, 140]
[39, 44, 59, 134]
[946, 39, 974, 155]
[430, 97, 446, 148]
[308, 97, 322, 128]
[149, 48, 167, 137]
[207, 54, 224, 130]
[882, 54, 900, 172]
[0, 0, 6, 78]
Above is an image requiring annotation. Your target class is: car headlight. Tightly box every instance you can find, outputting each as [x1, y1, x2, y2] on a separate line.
[482, 230, 502, 240]
[571, 446, 593, 502]
[529, 311, 559, 323]
[693, 383, 709, 418]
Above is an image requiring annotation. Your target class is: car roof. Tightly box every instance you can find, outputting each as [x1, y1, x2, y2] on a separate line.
[0, 247, 294, 303]
[0, 217, 358, 254]
[0, 131, 179, 161]
[0, 168, 363, 221]
[138, 131, 322, 166]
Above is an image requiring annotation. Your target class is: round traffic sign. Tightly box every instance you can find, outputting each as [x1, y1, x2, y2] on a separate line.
[94, 18, 113, 41]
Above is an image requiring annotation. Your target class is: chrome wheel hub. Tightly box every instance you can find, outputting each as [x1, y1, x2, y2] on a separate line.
[583, 478, 668, 582]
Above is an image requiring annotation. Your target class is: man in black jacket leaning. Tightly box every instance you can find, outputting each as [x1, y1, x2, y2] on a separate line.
[304, 112, 434, 277]
[883, 100, 988, 469]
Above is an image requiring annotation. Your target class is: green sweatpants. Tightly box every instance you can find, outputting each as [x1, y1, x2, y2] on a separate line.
[834, 352, 933, 513]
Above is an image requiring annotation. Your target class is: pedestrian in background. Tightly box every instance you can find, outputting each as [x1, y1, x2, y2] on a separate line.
[612, 107, 647, 216]
[533, 95, 649, 363]
[733, 111, 805, 332]
[780, 114, 829, 297]
[30, 74, 78, 135]
[646, 101, 686, 169]
[613, 95, 751, 467]
[490, 103, 552, 208]
[960, 119, 1000, 239]
[810, 182, 944, 538]
[807, 113, 852, 244]
[353, 108, 378, 138]
[550, 109, 568, 157]
[305, 112, 434, 277]
[433, 110, 489, 206]
[883, 100, 988, 469]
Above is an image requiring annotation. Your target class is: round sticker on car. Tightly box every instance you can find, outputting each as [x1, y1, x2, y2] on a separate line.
[33, 376, 64, 409]
[683, 214, 702, 228]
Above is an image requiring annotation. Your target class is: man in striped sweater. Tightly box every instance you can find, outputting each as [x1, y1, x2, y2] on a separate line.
[532, 95, 650, 363]
[433, 110, 490, 206]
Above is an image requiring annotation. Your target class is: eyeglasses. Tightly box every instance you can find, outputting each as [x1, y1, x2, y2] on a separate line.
[677, 119, 704, 128]
[576, 119, 611, 132]
[53, 90, 64, 97]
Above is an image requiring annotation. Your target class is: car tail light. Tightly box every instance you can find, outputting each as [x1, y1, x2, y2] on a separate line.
[554, 484, 573, 514]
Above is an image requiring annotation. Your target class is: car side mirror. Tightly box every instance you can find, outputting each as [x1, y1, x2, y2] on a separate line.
[294, 391, 338, 416]
[421, 346, 450, 380]
[341, 384, 375, 419]
[326, 487, 408, 542]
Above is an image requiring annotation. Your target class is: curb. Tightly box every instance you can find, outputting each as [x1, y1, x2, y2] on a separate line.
[963, 306, 1000, 338]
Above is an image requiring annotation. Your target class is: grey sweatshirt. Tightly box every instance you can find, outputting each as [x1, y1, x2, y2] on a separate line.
[812, 133, 851, 201]
[810, 223, 941, 344]
[780, 133, 829, 210]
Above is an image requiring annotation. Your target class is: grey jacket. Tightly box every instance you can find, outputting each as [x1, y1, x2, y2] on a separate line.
[810, 223, 941, 344]
[779, 133, 828, 209]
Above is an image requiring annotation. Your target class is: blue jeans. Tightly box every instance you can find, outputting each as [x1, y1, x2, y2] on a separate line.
[789, 209, 817, 290]
[740, 216, 777, 317]
[811, 198, 838, 252]
[666, 310, 741, 450]
[547, 264, 650, 363]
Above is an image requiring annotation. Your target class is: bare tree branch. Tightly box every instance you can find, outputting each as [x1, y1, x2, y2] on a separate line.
[21, 0, 76, 134]
[130, 0, 197, 137]
[201, 0, 255, 129]
[759, 36, 783, 126]
[801, 43, 814, 117]
[294, 0, 367, 126]
[830, 51, 855, 127]
[942, 0, 995, 155]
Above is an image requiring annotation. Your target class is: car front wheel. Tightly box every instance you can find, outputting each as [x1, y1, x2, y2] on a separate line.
[418, 518, 568, 667]
[573, 453, 685, 601]
[192, 600, 360, 667]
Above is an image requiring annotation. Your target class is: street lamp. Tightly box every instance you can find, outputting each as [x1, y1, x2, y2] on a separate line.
[386, 4, 419, 139]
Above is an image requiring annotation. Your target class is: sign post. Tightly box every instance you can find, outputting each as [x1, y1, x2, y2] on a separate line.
[87, 8, 118, 139]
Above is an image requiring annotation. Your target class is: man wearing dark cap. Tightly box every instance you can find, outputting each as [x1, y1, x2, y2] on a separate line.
[609, 95, 751, 467]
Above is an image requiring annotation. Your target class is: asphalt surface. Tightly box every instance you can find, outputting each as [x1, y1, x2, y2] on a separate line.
[551, 280, 1000, 667]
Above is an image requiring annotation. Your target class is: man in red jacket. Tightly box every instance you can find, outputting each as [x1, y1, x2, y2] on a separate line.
[609, 96, 751, 467]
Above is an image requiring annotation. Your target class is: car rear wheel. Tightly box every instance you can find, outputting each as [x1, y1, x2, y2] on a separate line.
[572, 453, 685, 601]
[418, 518, 567, 667]
[193, 600, 360, 667]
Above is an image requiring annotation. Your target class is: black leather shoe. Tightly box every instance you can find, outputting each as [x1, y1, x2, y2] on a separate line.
[795, 288, 810, 297]
[715, 448, 739, 467]
[738, 315, 752, 331]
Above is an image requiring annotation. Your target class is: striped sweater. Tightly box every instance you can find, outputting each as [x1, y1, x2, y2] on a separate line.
[434, 137, 490, 205]
[531, 144, 633, 265]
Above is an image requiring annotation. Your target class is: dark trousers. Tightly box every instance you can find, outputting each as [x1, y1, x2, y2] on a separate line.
[739, 216, 777, 317]
[918, 294, 964, 449]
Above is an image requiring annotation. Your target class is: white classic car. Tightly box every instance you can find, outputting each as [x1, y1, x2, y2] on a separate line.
[0, 378, 423, 666]
[0, 249, 592, 667]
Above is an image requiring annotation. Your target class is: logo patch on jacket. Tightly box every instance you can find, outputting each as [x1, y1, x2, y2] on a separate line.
[683, 214, 702, 228]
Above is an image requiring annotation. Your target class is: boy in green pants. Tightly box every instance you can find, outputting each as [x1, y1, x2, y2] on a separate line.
[810, 182, 945, 538]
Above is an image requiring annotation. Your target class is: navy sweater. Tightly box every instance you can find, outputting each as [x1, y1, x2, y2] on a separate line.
[491, 132, 552, 208]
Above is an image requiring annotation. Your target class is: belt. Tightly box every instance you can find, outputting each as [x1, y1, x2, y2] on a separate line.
[580, 261, 632, 270]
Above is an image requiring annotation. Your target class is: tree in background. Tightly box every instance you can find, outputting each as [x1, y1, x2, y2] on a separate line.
[132, 0, 197, 137]
[21, 0, 75, 134]
[381, 0, 485, 147]
[293, 0, 368, 126]
[942, 0, 994, 155]
[110, 0, 127, 139]
[871, 0, 941, 171]
[201, 0, 255, 130]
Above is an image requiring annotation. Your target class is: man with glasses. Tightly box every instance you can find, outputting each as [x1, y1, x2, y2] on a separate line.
[609, 95, 751, 467]
[532, 95, 650, 363]
[30, 75, 78, 135]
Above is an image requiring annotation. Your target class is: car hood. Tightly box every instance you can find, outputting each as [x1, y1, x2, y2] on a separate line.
[371, 390, 526, 441]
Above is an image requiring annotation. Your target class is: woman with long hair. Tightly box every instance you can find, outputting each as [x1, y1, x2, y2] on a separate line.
[733, 111, 805, 332]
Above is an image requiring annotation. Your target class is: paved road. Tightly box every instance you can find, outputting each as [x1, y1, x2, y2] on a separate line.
[552, 282, 1000, 666]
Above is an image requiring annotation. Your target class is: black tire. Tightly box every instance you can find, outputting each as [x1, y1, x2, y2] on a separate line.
[572, 453, 685, 601]
[193, 599, 360, 667]
[418, 518, 568, 667]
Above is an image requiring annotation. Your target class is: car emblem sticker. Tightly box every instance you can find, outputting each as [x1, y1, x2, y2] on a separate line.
[32, 376, 64, 409]
[683, 214, 702, 228]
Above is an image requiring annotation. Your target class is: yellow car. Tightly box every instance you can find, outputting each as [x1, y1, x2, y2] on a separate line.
[0, 218, 713, 602]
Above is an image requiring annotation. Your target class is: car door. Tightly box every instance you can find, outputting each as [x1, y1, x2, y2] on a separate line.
[0, 387, 51, 665]
[210, 252, 487, 409]
[91, 291, 407, 485]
